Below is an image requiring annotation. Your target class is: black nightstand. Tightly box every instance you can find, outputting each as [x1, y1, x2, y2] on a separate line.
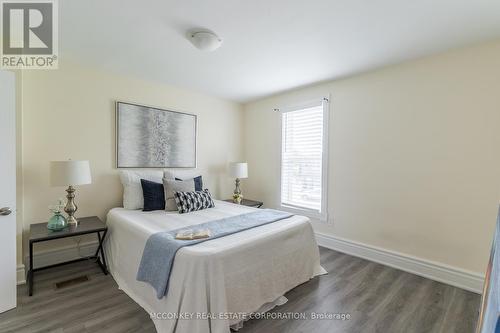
[27, 216, 108, 296]
[223, 198, 263, 208]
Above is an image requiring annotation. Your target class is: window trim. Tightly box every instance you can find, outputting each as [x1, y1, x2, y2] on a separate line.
[278, 96, 330, 222]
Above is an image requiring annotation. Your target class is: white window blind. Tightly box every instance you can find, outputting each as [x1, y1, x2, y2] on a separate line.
[280, 100, 327, 216]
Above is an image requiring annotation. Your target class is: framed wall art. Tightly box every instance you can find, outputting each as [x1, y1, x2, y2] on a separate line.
[116, 101, 197, 168]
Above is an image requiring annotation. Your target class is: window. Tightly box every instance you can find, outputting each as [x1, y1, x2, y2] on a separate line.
[280, 98, 328, 220]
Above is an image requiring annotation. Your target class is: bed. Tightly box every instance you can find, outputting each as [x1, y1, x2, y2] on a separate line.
[105, 200, 326, 333]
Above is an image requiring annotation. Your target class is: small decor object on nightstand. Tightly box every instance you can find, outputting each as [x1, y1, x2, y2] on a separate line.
[229, 162, 248, 203]
[232, 193, 243, 204]
[50, 160, 92, 226]
[47, 199, 67, 231]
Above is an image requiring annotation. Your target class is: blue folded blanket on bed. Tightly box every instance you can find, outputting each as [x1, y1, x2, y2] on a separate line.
[136, 209, 293, 299]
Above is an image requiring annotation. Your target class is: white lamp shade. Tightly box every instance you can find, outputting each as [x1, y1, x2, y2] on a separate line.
[50, 160, 92, 186]
[229, 162, 248, 179]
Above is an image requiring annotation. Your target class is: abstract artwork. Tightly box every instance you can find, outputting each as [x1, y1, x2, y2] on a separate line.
[116, 101, 197, 168]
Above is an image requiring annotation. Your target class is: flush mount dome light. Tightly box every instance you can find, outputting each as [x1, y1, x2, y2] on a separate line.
[189, 31, 223, 51]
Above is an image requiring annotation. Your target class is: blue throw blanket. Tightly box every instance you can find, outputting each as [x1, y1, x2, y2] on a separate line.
[137, 209, 293, 299]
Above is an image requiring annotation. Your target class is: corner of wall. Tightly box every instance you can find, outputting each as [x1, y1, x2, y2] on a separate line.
[14, 70, 24, 270]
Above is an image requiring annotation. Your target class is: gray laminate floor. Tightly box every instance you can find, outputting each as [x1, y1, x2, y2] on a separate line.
[0, 247, 481, 333]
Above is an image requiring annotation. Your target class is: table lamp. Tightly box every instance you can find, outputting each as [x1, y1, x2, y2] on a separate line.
[229, 162, 248, 203]
[50, 160, 92, 226]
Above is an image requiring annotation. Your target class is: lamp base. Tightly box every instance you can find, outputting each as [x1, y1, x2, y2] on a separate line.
[64, 185, 78, 226]
[66, 215, 78, 226]
[233, 178, 243, 204]
[233, 178, 241, 195]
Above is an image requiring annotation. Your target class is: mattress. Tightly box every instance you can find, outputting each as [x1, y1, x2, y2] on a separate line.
[105, 200, 326, 333]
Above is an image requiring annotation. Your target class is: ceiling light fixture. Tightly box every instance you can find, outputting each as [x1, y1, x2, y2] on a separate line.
[188, 31, 223, 52]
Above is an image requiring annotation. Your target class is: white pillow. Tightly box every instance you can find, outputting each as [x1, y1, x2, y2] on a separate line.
[119, 170, 164, 210]
[163, 169, 201, 181]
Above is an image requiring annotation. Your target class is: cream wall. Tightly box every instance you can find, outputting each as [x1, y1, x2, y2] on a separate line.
[18, 62, 243, 264]
[243, 40, 500, 274]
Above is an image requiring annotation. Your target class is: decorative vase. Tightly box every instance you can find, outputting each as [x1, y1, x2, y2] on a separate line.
[233, 196, 242, 204]
[47, 211, 68, 231]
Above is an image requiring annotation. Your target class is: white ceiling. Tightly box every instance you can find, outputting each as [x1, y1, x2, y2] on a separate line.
[60, 0, 500, 102]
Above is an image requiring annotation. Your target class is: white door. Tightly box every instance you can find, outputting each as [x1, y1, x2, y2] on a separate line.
[0, 70, 17, 313]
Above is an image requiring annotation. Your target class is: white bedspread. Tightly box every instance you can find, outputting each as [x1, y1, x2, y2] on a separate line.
[105, 200, 326, 333]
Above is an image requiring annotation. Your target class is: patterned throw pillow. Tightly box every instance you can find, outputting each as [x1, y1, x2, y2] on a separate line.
[174, 189, 215, 214]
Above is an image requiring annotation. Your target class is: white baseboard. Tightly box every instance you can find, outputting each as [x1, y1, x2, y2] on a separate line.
[17, 264, 26, 285]
[24, 241, 99, 272]
[315, 232, 485, 294]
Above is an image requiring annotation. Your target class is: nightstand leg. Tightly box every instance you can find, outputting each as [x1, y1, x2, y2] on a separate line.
[95, 230, 108, 275]
[28, 241, 33, 296]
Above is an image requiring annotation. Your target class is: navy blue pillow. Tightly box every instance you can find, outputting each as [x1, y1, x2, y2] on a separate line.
[175, 175, 203, 191]
[141, 179, 165, 211]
